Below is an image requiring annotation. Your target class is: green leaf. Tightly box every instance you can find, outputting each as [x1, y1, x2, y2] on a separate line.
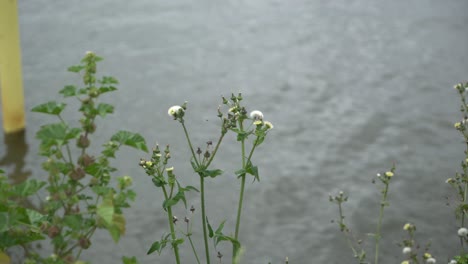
[98, 86, 118, 94]
[100, 76, 119, 85]
[110, 213, 126, 243]
[235, 168, 246, 178]
[162, 198, 178, 211]
[122, 256, 139, 264]
[207, 217, 214, 238]
[0, 212, 8, 232]
[68, 65, 85, 73]
[236, 131, 249, 141]
[59, 85, 78, 97]
[36, 123, 68, 144]
[65, 127, 82, 140]
[96, 103, 114, 117]
[172, 238, 184, 247]
[63, 214, 83, 230]
[214, 234, 241, 248]
[184, 185, 200, 192]
[245, 161, 259, 182]
[110, 131, 148, 152]
[31, 101, 66, 115]
[26, 209, 45, 225]
[147, 234, 170, 255]
[12, 179, 46, 197]
[97, 193, 114, 226]
[215, 220, 226, 235]
[203, 169, 223, 178]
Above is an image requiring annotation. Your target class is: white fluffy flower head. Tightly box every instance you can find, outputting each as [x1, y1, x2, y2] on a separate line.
[402, 247, 411, 255]
[168, 105, 183, 118]
[250, 110, 264, 120]
[458, 227, 468, 237]
[426, 257, 436, 264]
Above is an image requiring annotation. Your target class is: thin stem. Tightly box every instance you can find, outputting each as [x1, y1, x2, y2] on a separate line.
[180, 121, 210, 263]
[200, 176, 211, 264]
[181, 122, 200, 167]
[374, 182, 389, 264]
[233, 119, 247, 263]
[205, 132, 226, 168]
[162, 186, 181, 264]
[337, 201, 359, 259]
[187, 234, 201, 264]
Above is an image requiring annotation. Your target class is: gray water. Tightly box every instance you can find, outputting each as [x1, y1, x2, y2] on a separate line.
[1, 0, 468, 263]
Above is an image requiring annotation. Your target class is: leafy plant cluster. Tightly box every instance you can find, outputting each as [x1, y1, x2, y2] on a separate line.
[1, 52, 147, 264]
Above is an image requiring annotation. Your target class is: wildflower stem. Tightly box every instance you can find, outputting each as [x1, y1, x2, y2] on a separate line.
[374, 182, 389, 264]
[187, 234, 201, 264]
[200, 176, 211, 264]
[205, 132, 226, 168]
[233, 119, 247, 263]
[181, 122, 200, 167]
[180, 121, 209, 263]
[162, 186, 181, 264]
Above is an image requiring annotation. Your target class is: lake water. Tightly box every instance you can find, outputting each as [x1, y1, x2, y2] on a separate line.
[1, 0, 468, 263]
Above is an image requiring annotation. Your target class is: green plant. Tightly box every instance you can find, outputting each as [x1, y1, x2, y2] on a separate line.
[1, 52, 148, 263]
[140, 94, 273, 264]
[329, 168, 394, 264]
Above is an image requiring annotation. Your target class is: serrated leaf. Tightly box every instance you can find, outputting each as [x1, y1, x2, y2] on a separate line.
[110, 131, 148, 152]
[63, 214, 83, 230]
[36, 123, 67, 142]
[67, 65, 85, 73]
[96, 103, 114, 117]
[98, 86, 118, 94]
[65, 128, 82, 140]
[31, 101, 66, 115]
[26, 209, 45, 225]
[97, 193, 114, 225]
[59, 85, 78, 97]
[100, 76, 119, 85]
[12, 179, 46, 197]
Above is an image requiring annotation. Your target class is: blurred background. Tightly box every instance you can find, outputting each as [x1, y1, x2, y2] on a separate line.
[1, 0, 468, 263]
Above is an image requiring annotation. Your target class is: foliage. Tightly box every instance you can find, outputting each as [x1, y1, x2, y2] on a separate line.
[1, 52, 147, 263]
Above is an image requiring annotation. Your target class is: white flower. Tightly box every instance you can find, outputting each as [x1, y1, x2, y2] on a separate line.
[449, 260, 457, 264]
[168, 105, 183, 117]
[426, 257, 436, 264]
[458, 227, 468, 237]
[402, 247, 412, 255]
[264, 121, 274, 130]
[250, 110, 264, 120]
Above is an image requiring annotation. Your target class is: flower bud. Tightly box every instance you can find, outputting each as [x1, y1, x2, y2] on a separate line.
[47, 226, 60, 238]
[69, 167, 86, 181]
[77, 135, 90, 148]
[79, 237, 91, 249]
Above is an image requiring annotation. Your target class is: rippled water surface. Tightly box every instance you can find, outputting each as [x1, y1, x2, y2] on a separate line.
[1, 0, 468, 263]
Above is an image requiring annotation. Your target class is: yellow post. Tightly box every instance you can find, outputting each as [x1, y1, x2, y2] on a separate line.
[0, 0, 25, 133]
